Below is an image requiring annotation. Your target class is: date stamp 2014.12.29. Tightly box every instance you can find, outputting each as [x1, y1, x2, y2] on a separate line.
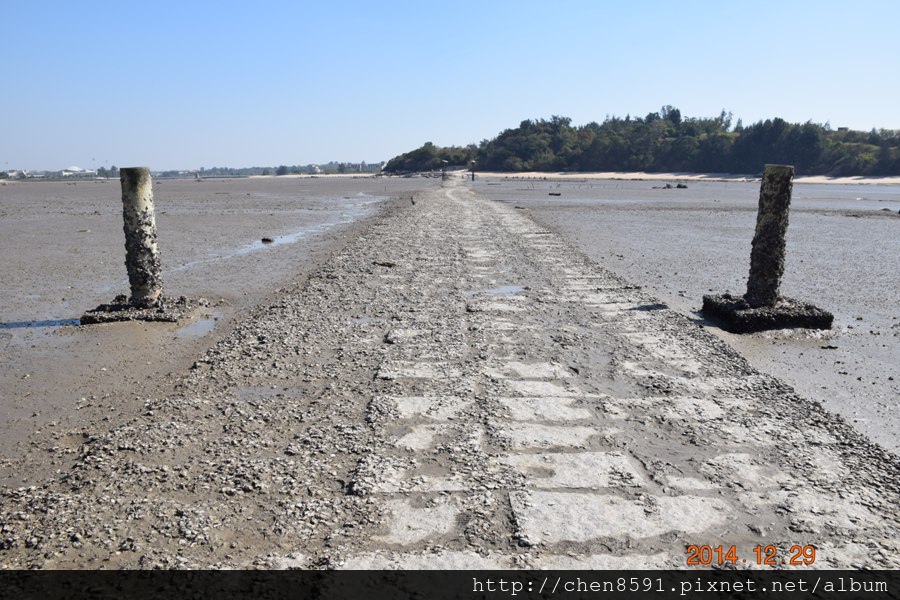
[685, 544, 817, 566]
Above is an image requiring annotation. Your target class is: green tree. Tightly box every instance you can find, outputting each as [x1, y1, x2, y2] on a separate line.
[384, 142, 442, 172]
[661, 105, 682, 126]
[384, 108, 900, 177]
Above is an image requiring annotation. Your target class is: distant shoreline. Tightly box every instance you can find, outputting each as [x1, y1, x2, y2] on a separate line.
[5, 171, 900, 186]
[475, 171, 900, 186]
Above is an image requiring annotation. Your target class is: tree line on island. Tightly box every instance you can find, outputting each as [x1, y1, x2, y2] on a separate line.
[383, 107, 900, 176]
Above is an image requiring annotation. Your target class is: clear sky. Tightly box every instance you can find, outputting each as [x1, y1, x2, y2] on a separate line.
[3, 0, 898, 171]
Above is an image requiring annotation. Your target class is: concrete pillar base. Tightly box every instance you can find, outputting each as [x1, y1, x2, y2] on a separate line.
[701, 293, 833, 334]
[80, 295, 207, 325]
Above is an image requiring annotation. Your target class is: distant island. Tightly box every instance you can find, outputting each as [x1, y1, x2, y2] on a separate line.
[383, 107, 900, 177]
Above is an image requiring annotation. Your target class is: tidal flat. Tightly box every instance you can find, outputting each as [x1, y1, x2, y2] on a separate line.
[476, 176, 900, 453]
[2, 174, 898, 476]
[0, 174, 898, 569]
[0, 175, 428, 476]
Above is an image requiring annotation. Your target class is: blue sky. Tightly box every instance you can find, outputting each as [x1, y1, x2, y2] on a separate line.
[3, 1, 898, 171]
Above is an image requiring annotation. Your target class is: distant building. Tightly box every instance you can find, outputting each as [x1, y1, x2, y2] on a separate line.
[61, 166, 98, 177]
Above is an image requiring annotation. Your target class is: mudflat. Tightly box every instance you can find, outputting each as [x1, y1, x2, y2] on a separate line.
[0, 176, 427, 480]
[477, 176, 900, 454]
[0, 176, 897, 569]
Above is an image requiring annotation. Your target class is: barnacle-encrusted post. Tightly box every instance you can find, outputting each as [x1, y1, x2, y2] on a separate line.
[120, 167, 162, 307]
[745, 164, 794, 307]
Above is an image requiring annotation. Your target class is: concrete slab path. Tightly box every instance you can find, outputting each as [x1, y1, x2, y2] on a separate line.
[1, 179, 897, 569]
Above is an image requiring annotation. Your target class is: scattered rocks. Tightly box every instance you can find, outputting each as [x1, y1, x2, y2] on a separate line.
[2, 181, 897, 570]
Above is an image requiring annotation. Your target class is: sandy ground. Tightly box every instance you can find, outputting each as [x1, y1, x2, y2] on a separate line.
[0, 176, 897, 569]
[0, 176, 429, 484]
[480, 171, 900, 186]
[474, 176, 900, 454]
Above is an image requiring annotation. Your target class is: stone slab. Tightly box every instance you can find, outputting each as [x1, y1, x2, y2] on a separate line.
[700, 453, 794, 490]
[338, 550, 510, 570]
[498, 397, 594, 421]
[396, 424, 445, 450]
[505, 380, 581, 397]
[376, 467, 469, 493]
[601, 396, 728, 422]
[510, 491, 731, 544]
[374, 499, 459, 545]
[376, 362, 463, 380]
[535, 552, 676, 570]
[485, 361, 573, 380]
[500, 423, 615, 449]
[502, 452, 646, 489]
[391, 396, 472, 421]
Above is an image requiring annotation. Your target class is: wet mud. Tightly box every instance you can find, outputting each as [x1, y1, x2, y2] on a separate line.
[0, 176, 897, 569]
[478, 177, 900, 453]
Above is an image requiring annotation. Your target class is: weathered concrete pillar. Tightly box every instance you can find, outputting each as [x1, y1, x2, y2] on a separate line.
[120, 167, 162, 307]
[745, 164, 794, 307]
[702, 163, 831, 332]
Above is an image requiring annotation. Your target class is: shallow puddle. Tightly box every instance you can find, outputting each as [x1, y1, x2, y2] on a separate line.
[0, 318, 80, 330]
[167, 199, 383, 275]
[175, 311, 224, 338]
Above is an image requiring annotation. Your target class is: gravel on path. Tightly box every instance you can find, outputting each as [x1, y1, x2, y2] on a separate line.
[2, 178, 897, 569]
